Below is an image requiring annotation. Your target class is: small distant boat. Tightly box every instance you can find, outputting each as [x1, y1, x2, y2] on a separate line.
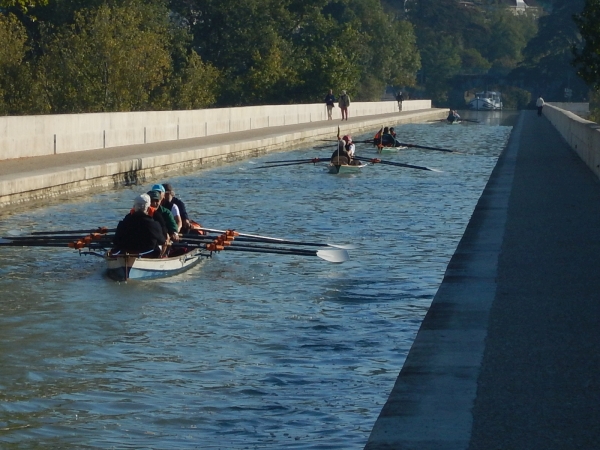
[468, 91, 502, 111]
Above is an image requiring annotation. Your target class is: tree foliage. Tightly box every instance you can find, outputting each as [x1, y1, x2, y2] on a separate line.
[572, 0, 600, 91]
[406, 0, 538, 106]
[0, 0, 420, 113]
[510, 0, 587, 101]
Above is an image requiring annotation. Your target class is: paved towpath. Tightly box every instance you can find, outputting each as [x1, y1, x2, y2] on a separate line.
[365, 110, 600, 449]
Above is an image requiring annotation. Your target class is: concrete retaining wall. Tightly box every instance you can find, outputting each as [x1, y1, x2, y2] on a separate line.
[547, 102, 589, 115]
[0, 100, 429, 160]
[543, 104, 600, 179]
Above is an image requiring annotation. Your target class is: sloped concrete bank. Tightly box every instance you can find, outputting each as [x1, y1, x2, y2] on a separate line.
[0, 109, 445, 208]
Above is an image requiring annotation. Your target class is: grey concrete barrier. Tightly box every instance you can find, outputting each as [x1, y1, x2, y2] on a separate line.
[0, 100, 430, 161]
[543, 103, 600, 179]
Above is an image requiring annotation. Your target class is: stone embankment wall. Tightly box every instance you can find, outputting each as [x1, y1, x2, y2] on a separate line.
[0, 100, 429, 161]
[544, 103, 600, 179]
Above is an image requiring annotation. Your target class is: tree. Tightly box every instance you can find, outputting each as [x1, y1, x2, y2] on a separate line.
[572, 0, 600, 91]
[0, 12, 43, 114]
[510, 0, 587, 101]
[37, 1, 174, 112]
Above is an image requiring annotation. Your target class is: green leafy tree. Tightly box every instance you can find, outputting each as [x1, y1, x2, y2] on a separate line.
[172, 50, 220, 110]
[0, 12, 43, 114]
[510, 0, 587, 101]
[572, 0, 600, 91]
[37, 1, 173, 112]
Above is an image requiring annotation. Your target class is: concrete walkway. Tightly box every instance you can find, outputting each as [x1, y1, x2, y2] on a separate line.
[0, 109, 445, 208]
[365, 110, 600, 449]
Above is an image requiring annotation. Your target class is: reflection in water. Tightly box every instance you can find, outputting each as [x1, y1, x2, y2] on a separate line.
[0, 121, 512, 448]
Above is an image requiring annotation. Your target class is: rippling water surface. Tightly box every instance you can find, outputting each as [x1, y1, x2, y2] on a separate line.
[0, 119, 512, 448]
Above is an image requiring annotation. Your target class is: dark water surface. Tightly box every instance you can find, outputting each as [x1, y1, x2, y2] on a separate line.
[0, 117, 513, 449]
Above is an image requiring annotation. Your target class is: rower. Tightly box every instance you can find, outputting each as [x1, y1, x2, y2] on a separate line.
[330, 138, 351, 165]
[148, 188, 180, 243]
[113, 194, 166, 255]
[447, 109, 461, 123]
[162, 183, 190, 232]
[342, 135, 360, 165]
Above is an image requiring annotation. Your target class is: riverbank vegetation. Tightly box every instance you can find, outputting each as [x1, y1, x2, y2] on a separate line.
[0, 0, 594, 114]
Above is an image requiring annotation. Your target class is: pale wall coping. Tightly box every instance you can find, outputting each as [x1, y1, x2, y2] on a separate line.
[546, 102, 589, 114]
[543, 104, 600, 179]
[0, 100, 429, 160]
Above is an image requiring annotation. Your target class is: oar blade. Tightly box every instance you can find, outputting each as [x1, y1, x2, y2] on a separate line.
[316, 248, 349, 263]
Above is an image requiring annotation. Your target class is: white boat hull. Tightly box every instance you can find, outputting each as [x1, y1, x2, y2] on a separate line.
[468, 91, 503, 111]
[105, 248, 207, 281]
[328, 162, 368, 174]
[378, 146, 407, 153]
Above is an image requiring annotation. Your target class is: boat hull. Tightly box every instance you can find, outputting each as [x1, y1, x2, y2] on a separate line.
[328, 162, 368, 174]
[468, 91, 503, 110]
[378, 145, 407, 153]
[105, 248, 206, 281]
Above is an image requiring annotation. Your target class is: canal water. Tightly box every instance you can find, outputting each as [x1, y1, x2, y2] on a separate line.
[0, 113, 514, 449]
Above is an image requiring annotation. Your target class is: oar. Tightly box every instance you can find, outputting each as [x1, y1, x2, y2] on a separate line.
[354, 156, 441, 172]
[253, 158, 328, 169]
[173, 242, 349, 263]
[394, 142, 458, 153]
[460, 118, 479, 123]
[29, 227, 114, 235]
[263, 158, 325, 164]
[184, 228, 354, 249]
[0, 238, 108, 248]
[5, 234, 113, 241]
[180, 233, 355, 250]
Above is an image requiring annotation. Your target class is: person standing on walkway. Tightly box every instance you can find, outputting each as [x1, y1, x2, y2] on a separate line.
[396, 91, 404, 111]
[324, 89, 336, 120]
[339, 90, 350, 121]
[536, 96, 545, 116]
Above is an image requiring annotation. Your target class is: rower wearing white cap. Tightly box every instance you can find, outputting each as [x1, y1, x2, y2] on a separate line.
[113, 194, 166, 255]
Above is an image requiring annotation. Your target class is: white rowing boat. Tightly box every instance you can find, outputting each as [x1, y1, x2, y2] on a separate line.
[105, 247, 207, 281]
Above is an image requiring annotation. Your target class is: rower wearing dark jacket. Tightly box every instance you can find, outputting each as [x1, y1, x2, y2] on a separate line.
[113, 194, 166, 255]
[162, 183, 190, 232]
[331, 138, 351, 165]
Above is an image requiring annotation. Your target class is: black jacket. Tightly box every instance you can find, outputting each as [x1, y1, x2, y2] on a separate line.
[162, 197, 189, 221]
[113, 212, 166, 253]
